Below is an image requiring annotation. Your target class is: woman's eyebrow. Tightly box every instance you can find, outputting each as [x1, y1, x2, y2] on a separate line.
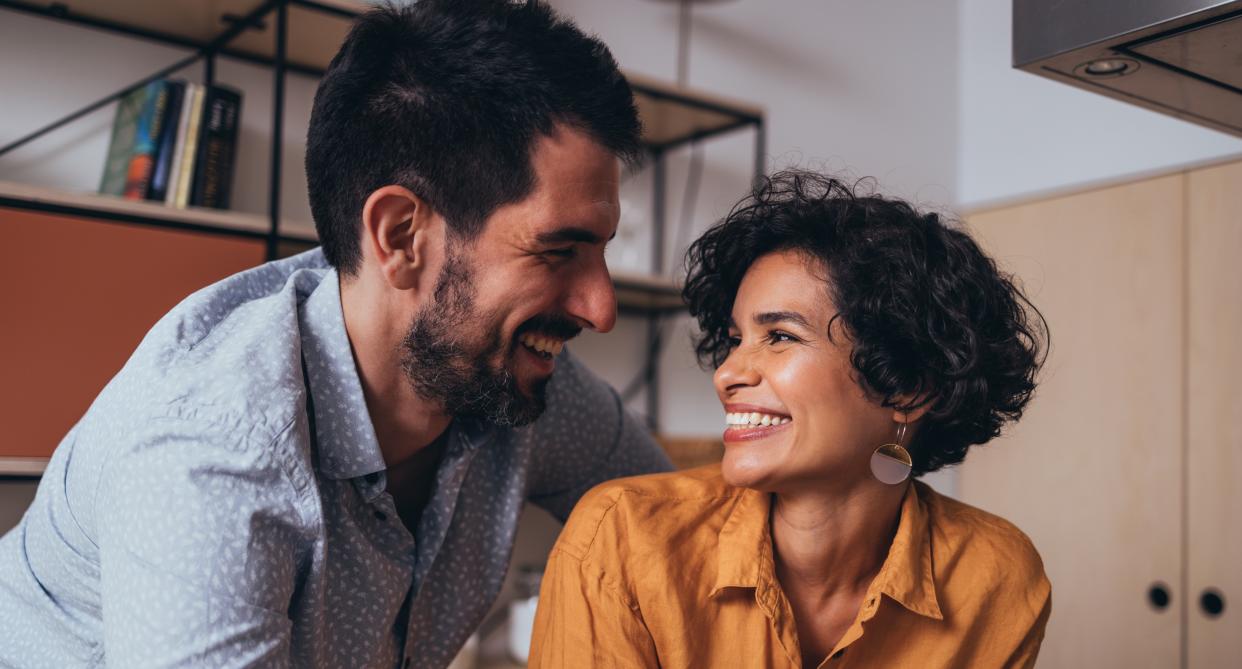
[753, 310, 811, 328]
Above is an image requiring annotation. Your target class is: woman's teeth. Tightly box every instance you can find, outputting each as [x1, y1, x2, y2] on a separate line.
[725, 412, 792, 428]
[519, 333, 564, 358]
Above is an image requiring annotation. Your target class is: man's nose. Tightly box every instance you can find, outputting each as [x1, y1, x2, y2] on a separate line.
[565, 262, 617, 333]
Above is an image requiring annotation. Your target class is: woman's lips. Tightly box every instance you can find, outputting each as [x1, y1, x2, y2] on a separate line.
[723, 420, 792, 443]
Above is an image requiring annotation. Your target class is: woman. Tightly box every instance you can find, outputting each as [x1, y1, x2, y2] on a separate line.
[529, 170, 1051, 668]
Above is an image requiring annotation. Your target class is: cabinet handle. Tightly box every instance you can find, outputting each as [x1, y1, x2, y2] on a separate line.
[1199, 589, 1226, 618]
[1148, 583, 1171, 611]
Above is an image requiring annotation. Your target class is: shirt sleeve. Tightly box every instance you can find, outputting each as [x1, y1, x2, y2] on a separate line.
[95, 415, 308, 668]
[528, 547, 659, 668]
[1006, 583, 1052, 669]
[526, 351, 672, 522]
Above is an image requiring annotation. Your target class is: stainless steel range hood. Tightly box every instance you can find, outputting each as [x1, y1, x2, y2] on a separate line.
[1014, 0, 1242, 138]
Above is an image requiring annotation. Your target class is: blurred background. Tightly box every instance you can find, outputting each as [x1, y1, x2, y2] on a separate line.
[1, 0, 1240, 666]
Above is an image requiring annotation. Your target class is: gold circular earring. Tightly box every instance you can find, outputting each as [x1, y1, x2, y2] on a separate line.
[870, 422, 913, 485]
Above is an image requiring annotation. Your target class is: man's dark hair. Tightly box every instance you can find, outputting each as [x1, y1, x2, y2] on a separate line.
[305, 0, 642, 275]
[683, 170, 1049, 475]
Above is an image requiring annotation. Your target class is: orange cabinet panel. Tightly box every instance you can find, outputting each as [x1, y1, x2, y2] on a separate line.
[0, 208, 265, 457]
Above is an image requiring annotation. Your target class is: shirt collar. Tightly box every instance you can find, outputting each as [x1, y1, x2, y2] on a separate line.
[873, 481, 944, 620]
[298, 270, 387, 480]
[709, 480, 943, 621]
[711, 488, 772, 597]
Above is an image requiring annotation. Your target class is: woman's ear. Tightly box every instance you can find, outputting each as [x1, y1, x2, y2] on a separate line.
[360, 185, 443, 291]
[892, 392, 935, 425]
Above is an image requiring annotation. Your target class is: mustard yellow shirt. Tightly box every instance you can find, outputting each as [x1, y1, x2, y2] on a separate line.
[530, 465, 1051, 668]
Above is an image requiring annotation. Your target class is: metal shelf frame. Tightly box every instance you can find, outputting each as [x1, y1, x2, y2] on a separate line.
[0, 0, 765, 448]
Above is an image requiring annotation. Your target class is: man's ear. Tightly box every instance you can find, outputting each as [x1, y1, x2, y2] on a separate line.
[360, 185, 442, 291]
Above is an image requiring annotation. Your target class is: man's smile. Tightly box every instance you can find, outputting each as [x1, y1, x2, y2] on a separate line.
[518, 333, 566, 359]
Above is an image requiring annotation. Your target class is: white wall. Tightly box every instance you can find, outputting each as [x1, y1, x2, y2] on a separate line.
[553, 0, 961, 204]
[957, 0, 1242, 210]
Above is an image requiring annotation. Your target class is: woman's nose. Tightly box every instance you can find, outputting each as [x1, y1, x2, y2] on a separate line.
[714, 347, 761, 395]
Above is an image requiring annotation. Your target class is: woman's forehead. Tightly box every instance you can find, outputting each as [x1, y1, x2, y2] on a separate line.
[733, 251, 833, 324]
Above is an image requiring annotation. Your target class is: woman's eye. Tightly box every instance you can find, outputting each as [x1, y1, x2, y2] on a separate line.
[726, 335, 742, 349]
[767, 331, 798, 344]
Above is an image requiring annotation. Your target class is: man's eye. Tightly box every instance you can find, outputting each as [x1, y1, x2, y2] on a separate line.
[545, 247, 576, 259]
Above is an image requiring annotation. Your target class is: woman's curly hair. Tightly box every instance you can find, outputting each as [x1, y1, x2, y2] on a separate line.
[683, 170, 1048, 475]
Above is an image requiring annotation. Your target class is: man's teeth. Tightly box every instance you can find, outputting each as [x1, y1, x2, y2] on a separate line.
[519, 333, 564, 356]
[725, 412, 792, 427]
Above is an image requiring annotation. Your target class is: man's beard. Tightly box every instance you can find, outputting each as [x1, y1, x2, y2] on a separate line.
[399, 249, 558, 427]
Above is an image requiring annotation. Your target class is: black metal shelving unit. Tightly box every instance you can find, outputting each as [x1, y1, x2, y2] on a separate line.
[0, 0, 765, 457]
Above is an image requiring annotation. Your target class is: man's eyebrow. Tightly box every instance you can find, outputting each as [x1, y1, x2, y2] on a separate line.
[753, 310, 812, 328]
[534, 227, 615, 245]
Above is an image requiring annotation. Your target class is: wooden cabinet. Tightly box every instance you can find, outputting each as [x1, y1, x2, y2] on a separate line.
[962, 174, 1185, 667]
[1186, 160, 1242, 666]
[958, 161, 1241, 667]
[0, 208, 265, 458]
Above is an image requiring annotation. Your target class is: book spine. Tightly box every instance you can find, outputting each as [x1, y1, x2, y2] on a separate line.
[173, 85, 207, 209]
[190, 85, 243, 210]
[98, 85, 150, 197]
[212, 90, 241, 210]
[165, 83, 199, 207]
[122, 80, 169, 201]
[146, 81, 185, 202]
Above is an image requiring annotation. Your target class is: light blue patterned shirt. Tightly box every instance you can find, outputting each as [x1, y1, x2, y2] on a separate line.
[0, 249, 671, 668]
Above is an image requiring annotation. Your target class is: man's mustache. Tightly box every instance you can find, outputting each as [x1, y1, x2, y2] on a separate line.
[516, 314, 582, 341]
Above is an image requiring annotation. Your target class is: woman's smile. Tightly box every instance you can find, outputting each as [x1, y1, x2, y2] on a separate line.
[723, 403, 793, 442]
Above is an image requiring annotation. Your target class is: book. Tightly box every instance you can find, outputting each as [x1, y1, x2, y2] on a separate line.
[121, 80, 170, 200]
[172, 84, 207, 209]
[165, 83, 200, 207]
[98, 84, 150, 197]
[189, 85, 243, 210]
[146, 80, 186, 202]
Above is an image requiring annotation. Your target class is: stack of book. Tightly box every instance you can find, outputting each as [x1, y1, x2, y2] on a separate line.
[99, 79, 242, 210]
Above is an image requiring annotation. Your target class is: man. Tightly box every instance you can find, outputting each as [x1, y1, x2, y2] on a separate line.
[0, 2, 671, 667]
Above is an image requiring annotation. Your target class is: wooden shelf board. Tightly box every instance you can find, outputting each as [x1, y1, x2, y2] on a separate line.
[0, 179, 290, 237]
[626, 71, 764, 147]
[0, 457, 49, 476]
[612, 268, 684, 312]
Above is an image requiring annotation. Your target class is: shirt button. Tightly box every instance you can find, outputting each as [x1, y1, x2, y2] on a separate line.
[374, 510, 387, 521]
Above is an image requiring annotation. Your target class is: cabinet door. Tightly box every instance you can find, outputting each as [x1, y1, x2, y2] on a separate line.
[1187, 160, 1242, 666]
[960, 175, 1185, 668]
[0, 208, 265, 458]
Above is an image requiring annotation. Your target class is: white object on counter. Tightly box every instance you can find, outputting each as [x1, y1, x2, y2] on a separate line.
[506, 594, 539, 663]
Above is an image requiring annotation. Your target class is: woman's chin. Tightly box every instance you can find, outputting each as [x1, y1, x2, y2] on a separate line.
[720, 450, 778, 490]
